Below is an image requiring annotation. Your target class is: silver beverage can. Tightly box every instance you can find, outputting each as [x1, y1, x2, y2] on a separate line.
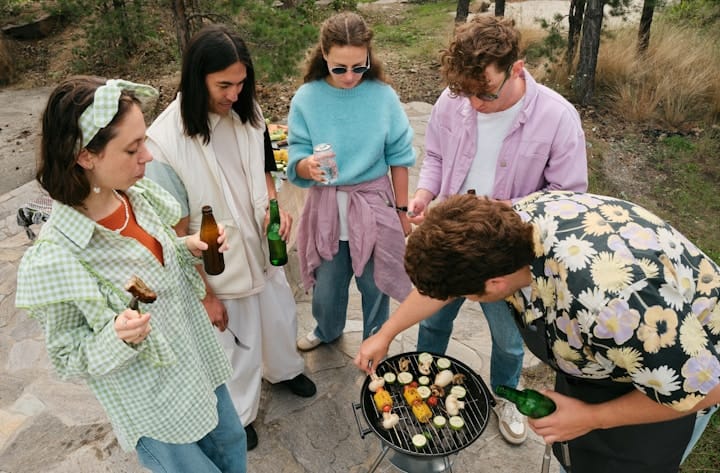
[314, 143, 338, 184]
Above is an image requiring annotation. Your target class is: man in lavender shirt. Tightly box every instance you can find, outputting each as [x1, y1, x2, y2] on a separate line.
[407, 16, 587, 445]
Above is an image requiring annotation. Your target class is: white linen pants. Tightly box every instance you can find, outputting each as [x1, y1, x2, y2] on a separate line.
[216, 268, 305, 425]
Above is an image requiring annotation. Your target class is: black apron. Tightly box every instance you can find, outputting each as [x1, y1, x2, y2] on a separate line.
[513, 309, 695, 473]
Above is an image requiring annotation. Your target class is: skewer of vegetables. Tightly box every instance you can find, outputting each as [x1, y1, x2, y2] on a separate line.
[368, 373, 385, 392]
[382, 411, 400, 429]
[403, 385, 432, 423]
[411, 400, 433, 423]
[403, 385, 423, 405]
[373, 387, 393, 411]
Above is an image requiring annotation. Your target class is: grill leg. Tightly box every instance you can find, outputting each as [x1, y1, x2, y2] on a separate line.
[367, 444, 390, 473]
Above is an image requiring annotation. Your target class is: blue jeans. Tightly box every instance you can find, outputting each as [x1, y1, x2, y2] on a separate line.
[312, 241, 389, 342]
[417, 298, 524, 391]
[136, 384, 246, 473]
[682, 405, 718, 463]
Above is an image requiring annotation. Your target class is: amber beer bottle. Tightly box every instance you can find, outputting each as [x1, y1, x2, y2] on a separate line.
[496, 385, 556, 418]
[200, 205, 225, 275]
[267, 199, 287, 266]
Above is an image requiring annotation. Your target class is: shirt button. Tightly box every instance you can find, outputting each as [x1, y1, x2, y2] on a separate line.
[499, 161, 507, 167]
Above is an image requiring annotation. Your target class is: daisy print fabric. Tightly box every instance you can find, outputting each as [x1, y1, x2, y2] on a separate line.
[509, 191, 720, 411]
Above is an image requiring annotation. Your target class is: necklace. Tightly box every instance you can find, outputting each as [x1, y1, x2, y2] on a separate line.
[112, 189, 130, 233]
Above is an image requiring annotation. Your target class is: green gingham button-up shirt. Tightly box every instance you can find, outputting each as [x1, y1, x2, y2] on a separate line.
[16, 178, 232, 451]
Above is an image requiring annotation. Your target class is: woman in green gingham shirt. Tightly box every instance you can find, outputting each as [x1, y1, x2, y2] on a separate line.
[15, 77, 246, 472]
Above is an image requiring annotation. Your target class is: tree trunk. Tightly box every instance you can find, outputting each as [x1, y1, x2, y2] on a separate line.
[110, 0, 133, 56]
[189, 0, 203, 34]
[566, 0, 586, 72]
[456, 0, 471, 23]
[573, 0, 604, 105]
[495, 0, 506, 17]
[637, 0, 655, 54]
[170, 0, 190, 55]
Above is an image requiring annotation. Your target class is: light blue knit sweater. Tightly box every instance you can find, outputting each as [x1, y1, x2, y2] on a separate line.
[286, 79, 415, 188]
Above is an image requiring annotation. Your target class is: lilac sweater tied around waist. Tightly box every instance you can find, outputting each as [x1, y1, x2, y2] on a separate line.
[296, 175, 412, 302]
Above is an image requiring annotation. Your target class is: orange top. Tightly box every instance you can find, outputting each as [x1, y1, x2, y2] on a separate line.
[98, 192, 164, 265]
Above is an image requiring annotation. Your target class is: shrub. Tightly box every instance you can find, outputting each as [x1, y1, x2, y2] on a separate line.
[227, 0, 323, 82]
[595, 20, 720, 127]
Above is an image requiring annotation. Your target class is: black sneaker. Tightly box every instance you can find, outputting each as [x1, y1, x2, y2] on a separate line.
[245, 423, 258, 451]
[280, 373, 317, 397]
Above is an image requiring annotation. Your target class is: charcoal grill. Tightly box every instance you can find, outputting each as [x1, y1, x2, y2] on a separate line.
[352, 352, 494, 473]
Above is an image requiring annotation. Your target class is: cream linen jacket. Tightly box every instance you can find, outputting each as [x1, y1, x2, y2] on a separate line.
[147, 96, 271, 298]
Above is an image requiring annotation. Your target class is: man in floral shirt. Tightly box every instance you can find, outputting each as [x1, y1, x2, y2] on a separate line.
[355, 191, 720, 473]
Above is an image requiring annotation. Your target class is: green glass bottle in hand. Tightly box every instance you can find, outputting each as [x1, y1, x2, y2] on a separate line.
[267, 199, 288, 266]
[496, 385, 556, 419]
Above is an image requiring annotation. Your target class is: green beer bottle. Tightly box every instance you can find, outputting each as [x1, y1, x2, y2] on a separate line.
[496, 385, 556, 418]
[267, 199, 288, 266]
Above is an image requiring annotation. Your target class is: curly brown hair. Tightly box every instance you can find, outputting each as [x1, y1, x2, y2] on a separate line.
[303, 11, 386, 84]
[405, 194, 534, 300]
[37, 76, 139, 207]
[440, 16, 520, 97]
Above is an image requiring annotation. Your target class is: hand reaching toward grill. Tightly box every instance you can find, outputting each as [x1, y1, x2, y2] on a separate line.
[354, 290, 451, 373]
[354, 332, 391, 374]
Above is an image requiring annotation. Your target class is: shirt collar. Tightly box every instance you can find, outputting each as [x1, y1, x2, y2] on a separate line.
[48, 186, 147, 249]
[208, 110, 239, 131]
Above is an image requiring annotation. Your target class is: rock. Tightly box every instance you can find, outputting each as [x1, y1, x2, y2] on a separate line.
[0, 412, 113, 472]
[1, 14, 61, 41]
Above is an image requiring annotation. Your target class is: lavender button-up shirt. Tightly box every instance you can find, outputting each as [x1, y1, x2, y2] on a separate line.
[418, 69, 588, 202]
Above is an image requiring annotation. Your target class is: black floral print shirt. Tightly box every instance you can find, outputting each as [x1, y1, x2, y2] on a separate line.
[507, 191, 720, 411]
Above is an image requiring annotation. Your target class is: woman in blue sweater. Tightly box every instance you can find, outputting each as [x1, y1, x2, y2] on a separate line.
[287, 11, 416, 352]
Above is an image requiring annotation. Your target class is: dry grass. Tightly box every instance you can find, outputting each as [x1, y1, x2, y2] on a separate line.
[547, 19, 720, 129]
[598, 22, 719, 127]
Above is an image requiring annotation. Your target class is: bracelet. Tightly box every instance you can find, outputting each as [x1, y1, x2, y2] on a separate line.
[395, 205, 408, 212]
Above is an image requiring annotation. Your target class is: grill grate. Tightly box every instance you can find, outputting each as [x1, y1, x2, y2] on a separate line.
[360, 352, 494, 458]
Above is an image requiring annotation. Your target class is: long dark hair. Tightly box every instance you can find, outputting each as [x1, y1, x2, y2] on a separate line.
[303, 11, 386, 84]
[179, 24, 262, 144]
[38, 75, 139, 207]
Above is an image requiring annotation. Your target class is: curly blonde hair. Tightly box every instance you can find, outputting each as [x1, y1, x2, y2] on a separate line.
[440, 16, 520, 97]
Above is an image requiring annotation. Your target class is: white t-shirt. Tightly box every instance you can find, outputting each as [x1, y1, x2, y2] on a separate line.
[460, 98, 524, 196]
[213, 113, 265, 285]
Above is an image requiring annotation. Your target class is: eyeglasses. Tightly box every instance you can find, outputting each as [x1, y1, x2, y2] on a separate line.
[474, 64, 513, 101]
[328, 54, 371, 75]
